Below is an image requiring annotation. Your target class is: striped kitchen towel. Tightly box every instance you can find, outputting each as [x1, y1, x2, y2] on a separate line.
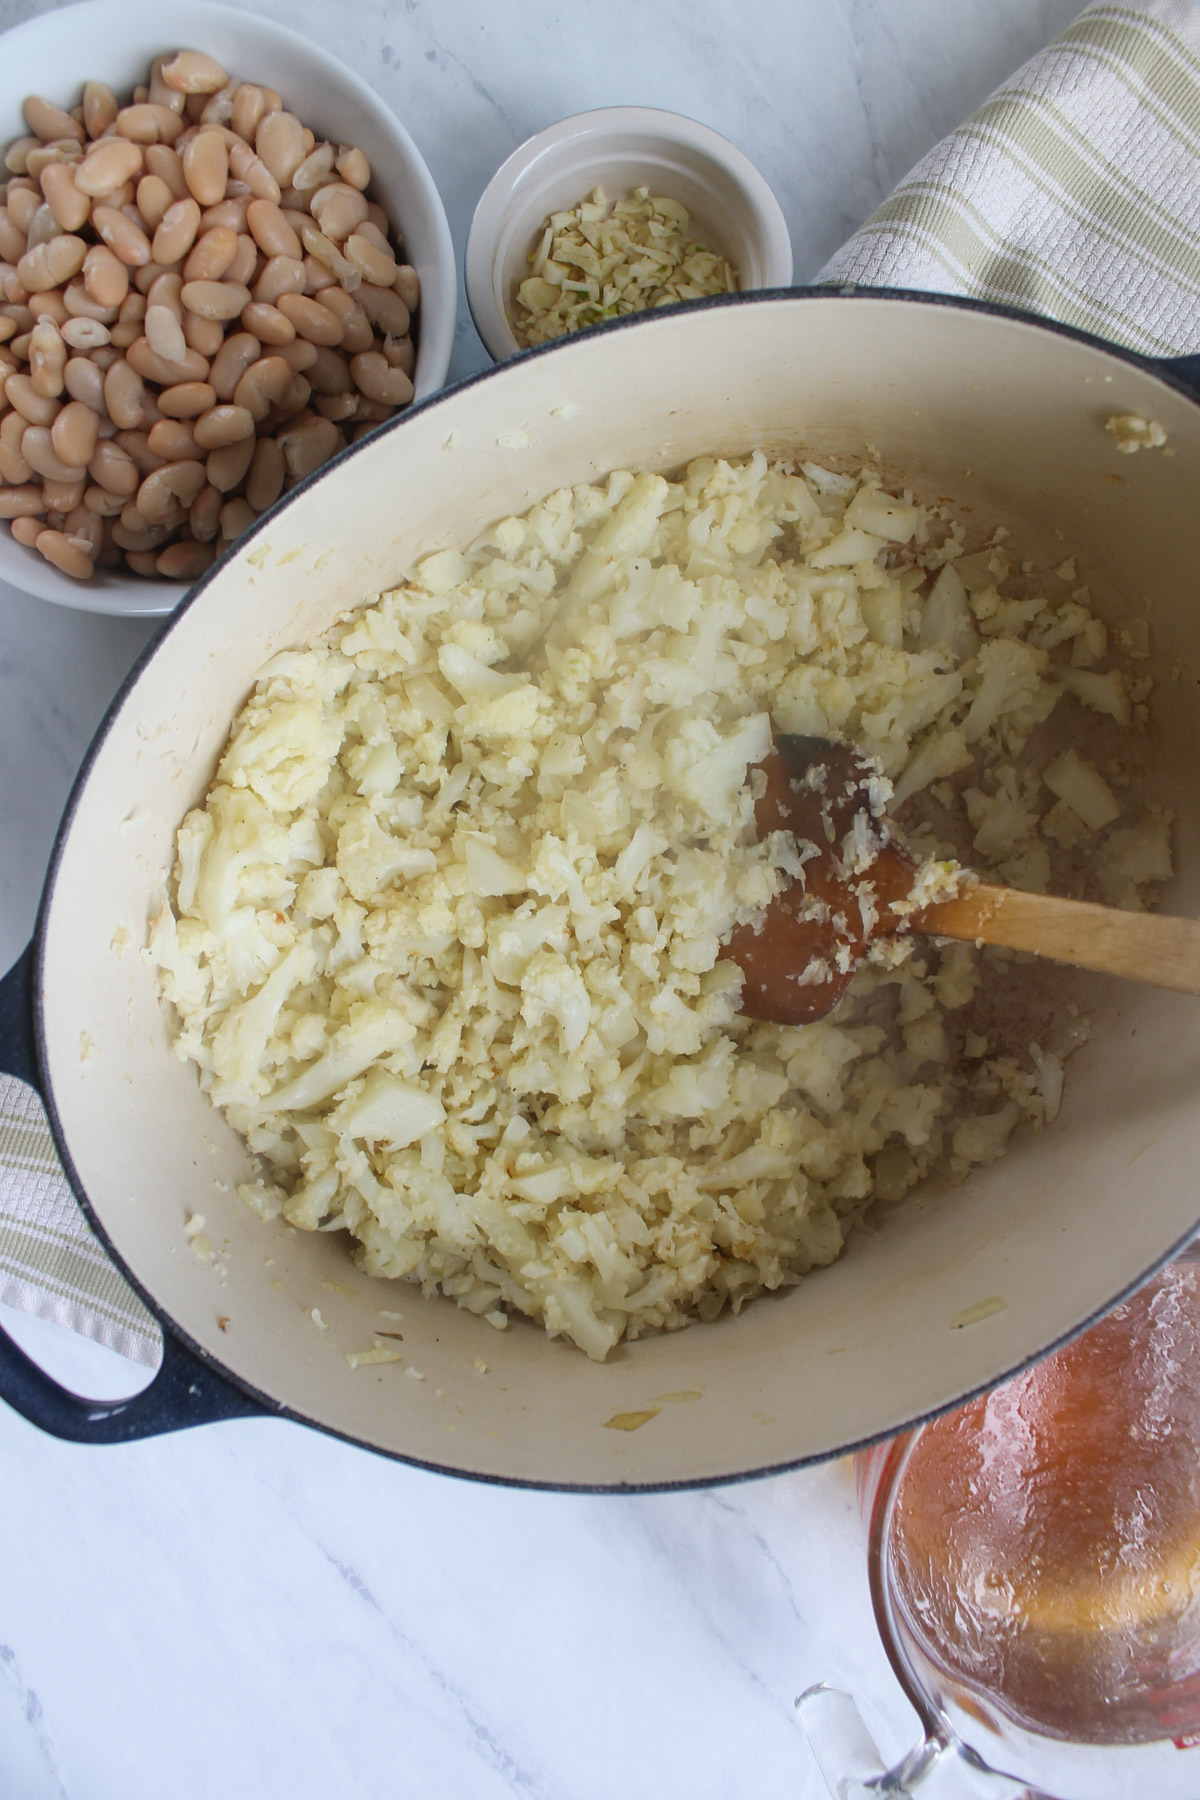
[818, 0, 1200, 358]
[0, 1070, 159, 1365]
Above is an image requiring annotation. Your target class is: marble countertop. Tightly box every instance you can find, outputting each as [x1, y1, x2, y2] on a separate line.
[0, 1, 1083, 1794]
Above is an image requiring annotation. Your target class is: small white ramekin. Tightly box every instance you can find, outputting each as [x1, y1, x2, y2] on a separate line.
[466, 106, 793, 364]
[0, 0, 456, 618]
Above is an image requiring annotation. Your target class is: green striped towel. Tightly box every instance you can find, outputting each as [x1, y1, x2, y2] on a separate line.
[818, 0, 1200, 359]
[4, 0, 1200, 1370]
[0, 1072, 159, 1364]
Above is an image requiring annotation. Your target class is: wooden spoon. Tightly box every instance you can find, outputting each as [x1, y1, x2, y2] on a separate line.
[724, 734, 1200, 1027]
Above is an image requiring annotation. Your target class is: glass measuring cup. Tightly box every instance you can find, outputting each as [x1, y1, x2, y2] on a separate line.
[798, 1253, 1200, 1799]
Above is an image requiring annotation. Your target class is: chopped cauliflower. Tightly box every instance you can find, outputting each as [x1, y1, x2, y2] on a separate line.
[154, 453, 1167, 1358]
[1105, 414, 1167, 454]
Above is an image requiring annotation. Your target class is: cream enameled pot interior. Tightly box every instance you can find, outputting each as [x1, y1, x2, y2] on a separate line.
[38, 295, 1200, 1487]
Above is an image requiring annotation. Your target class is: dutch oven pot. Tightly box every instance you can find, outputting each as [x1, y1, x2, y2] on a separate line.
[2, 290, 1199, 1490]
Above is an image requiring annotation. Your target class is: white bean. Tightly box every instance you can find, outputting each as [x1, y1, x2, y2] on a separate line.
[0, 484, 47, 518]
[192, 403, 253, 448]
[277, 413, 339, 479]
[350, 350, 414, 407]
[156, 539, 213, 579]
[157, 379, 216, 419]
[334, 145, 370, 191]
[60, 316, 110, 350]
[92, 206, 152, 267]
[255, 111, 305, 187]
[23, 96, 84, 145]
[245, 435, 284, 511]
[83, 82, 119, 140]
[161, 52, 229, 95]
[50, 400, 100, 468]
[182, 131, 229, 207]
[145, 303, 189, 364]
[180, 279, 250, 321]
[76, 137, 144, 198]
[36, 527, 94, 578]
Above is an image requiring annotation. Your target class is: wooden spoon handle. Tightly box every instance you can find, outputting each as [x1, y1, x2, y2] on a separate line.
[914, 883, 1200, 996]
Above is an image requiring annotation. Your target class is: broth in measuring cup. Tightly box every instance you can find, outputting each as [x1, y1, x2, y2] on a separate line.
[887, 1260, 1200, 1746]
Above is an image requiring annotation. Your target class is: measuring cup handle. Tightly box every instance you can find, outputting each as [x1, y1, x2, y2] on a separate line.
[796, 1685, 943, 1798]
[797, 1686, 1039, 1798]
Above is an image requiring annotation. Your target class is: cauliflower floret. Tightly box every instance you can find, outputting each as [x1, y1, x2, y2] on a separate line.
[1043, 751, 1120, 831]
[265, 1000, 417, 1112]
[1097, 809, 1174, 909]
[964, 639, 1054, 744]
[784, 1024, 866, 1115]
[330, 1068, 446, 1148]
[1058, 666, 1131, 727]
[919, 563, 978, 661]
[210, 940, 318, 1101]
[662, 712, 772, 826]
[964, 783, 1038, 861]
[219, 698, 343, 810]
[336, 803, 435, 905]
[954, 1102, 1021, 1167]
[648, 1036, 735, 1118]
[520, 949, 592, 1052]
[892, 726, 971, 807]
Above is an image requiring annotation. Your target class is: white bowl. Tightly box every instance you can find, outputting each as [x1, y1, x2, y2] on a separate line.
[0, 0, 456, 618]
[465, 106, 794, 363]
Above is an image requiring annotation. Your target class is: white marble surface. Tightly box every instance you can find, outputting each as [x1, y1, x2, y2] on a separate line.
[0, 1, 1086, 1794]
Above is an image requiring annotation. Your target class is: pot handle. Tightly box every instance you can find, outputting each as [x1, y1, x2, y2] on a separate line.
[0, 1315, 269, 1444]
[1157, 352, 1200, 392]
[0, 947, 270, 1443]
[0, 940, 37, 1088]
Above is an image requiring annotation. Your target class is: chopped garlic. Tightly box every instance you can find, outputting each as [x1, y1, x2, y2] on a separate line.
[346, 1344, 405, 1369]
[513, 187, 737, 347]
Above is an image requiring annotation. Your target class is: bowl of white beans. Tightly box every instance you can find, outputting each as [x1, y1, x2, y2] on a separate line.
[0, 0, 456, 617]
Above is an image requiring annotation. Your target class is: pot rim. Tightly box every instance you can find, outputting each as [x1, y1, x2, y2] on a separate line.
[27, 284, 1200, 1489]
